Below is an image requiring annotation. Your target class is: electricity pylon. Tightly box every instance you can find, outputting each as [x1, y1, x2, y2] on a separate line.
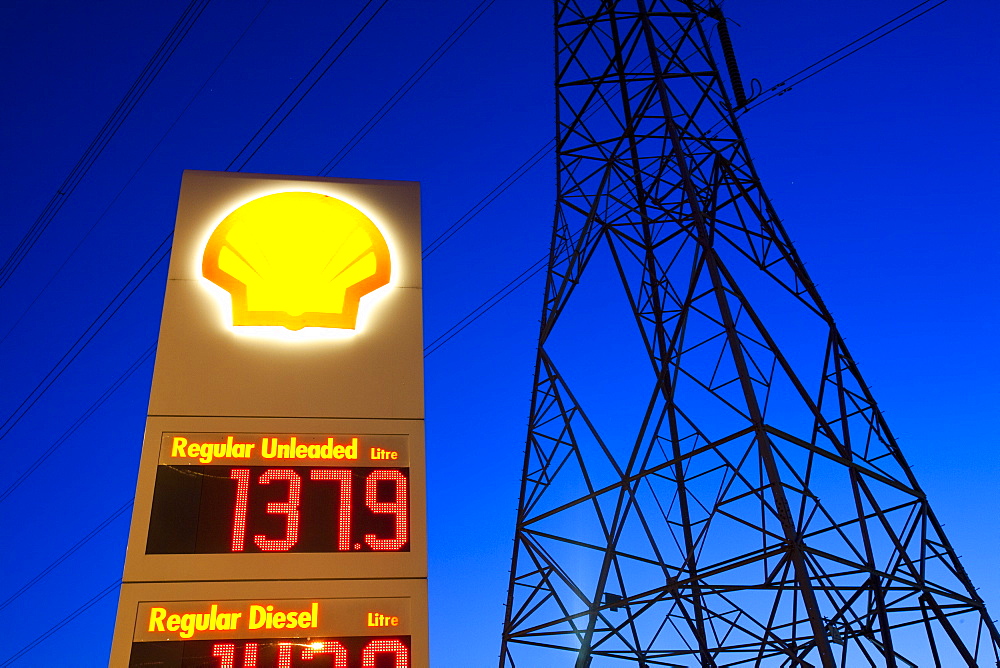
[499, 2, 1000, 666]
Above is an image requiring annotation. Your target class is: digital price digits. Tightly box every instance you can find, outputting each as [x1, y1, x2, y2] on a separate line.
[146, 466, 410, 554]
[129, 637, 410, 667]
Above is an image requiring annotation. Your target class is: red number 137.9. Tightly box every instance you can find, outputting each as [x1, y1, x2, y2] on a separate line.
[229, 468, 407, 552]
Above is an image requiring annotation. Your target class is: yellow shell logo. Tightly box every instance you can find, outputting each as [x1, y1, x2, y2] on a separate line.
[202, 192, 391, 331]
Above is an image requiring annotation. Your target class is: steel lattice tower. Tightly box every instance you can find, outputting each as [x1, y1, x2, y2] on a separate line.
[499, 2, 1000, 666]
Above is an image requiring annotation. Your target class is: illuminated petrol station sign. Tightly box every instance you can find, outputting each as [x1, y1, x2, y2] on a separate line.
[110, 172, 426, 667]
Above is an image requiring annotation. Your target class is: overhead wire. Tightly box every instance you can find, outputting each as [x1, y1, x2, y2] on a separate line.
[0, 344, 156, 505]
[2, 0, 955, 457]
[0, 0, 275, 351]
[3, 0, 948, 499]
[1, 0, 936, 491]
[0, 578, 123, 667]
[739, 0, 951, 113]
[0, 0, 212, 291]
[319, 0, 497, 174]
[422, 141, 553, 259]
[227, 0, 391, 171]
[0, 501, 133, 613]
[424, 255, 548, 356]
[0, 237, 171, 445]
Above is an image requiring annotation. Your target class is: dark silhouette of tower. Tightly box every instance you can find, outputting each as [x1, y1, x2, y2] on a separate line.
[499, 2, 1000, 666]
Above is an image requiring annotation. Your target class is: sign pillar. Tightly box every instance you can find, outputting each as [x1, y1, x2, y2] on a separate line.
[110, 171, 426, 667]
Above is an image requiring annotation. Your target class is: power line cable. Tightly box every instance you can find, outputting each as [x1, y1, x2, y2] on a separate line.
[0, 0, 212, 291]
[739, 0, 951, 113]
[0, 0, 274, 351]
[0, 578, 122, 667]
[0, 237, 171, 444]
[228, 0, 391, 171]
[319, 0, 497, 174]
[422, 141, 553, 259]
[424, 255, 548, 357]
[0, 501, 132, 613]
[0, 345, 156, 505]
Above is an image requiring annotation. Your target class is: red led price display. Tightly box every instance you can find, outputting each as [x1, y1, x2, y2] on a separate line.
[129, 636, 410, 667]
[146, 466, 409, 554]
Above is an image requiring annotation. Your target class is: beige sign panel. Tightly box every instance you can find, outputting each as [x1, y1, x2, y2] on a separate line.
[112, 172, 427, 666]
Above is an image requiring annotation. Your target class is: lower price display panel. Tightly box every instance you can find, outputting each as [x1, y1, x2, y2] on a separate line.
[130, 636, 411, 667]
[112, 581, 428, 668]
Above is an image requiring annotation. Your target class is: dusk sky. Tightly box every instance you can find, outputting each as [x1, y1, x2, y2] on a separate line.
[1, 0, 997, 665]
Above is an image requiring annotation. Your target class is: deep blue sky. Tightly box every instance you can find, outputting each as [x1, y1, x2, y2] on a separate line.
[1, 1, 997, 665]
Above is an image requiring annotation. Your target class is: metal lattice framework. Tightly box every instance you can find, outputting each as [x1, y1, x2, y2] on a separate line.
[499, 2, 1000, 666]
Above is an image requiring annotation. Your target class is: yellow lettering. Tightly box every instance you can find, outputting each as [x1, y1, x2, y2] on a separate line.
[216, 612, 239, 631]
[262, 438, 276, 458]
[272, 611, 286, 628]
[365, 611, 400, 627]
[346, 438, 358, 459]
[249, 605, 266, 629]
[148, 607, 167, 632]
[199, 443, 217, 464]
[145, 604, 245, 638]
[179, 613, 196, 639]
[170, 437, 187, 458]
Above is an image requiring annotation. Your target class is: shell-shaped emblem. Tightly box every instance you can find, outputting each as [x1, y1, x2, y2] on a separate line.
[202, 192, 391, 331]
